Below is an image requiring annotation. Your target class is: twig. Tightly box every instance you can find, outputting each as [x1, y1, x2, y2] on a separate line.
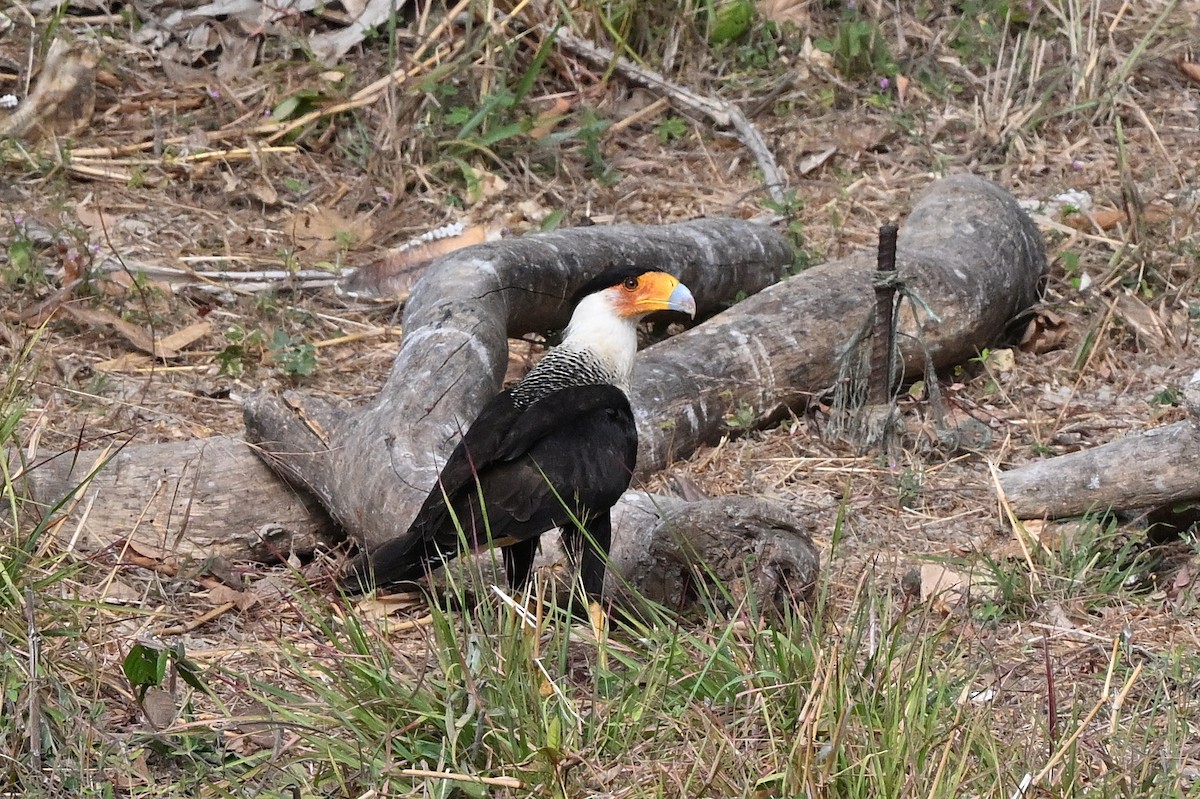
[93, 258, 341, 292]
[394, 768, 523, 789]
[1043, 630, 1057, 756]
[553, 27, 787, 204]
[158, 602, 238, 636]
[987, 460, 1043, 593]
[1013, 637, 1139, 798]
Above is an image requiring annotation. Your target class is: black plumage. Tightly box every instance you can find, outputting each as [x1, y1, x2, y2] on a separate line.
[350, 383, 635, 597]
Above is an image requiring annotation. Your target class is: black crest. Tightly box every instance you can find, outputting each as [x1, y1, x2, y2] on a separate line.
[571, 266, 670, 305]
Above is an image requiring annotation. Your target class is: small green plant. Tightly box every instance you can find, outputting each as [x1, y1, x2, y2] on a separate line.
[814, 16, 895, 81]
[1059, 249, 1084, 289]
[724, 398, 757, 432]
[654, 114, 688, 143]
[1150, 387, 1181, 407]
[704, 0, 755, 44]
[123, 640, 210, 701]
[896, 467, 922, 508]
[282, 176, 310, 194]
[2, 218, 42, 287]
[267, 329, 318, 378]
[948, 0, 1034, 69]
[761, 189, 810, 265]
[215, 324, 266, 377]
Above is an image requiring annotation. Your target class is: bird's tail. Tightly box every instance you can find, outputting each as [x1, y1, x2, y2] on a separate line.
[338, 535, 431, 595]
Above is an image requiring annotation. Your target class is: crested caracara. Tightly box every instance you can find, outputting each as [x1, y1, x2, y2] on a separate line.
[341, 266, 697, 601]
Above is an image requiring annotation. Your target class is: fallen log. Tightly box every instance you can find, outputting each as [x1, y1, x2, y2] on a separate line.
[14, 438, 334, 561]
[23, 176, 1046, 604]
[998, 371, 1200, 519]
[603, 492, 820, 609]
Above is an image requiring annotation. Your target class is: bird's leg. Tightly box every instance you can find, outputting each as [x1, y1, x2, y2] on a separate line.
[503, 539, 555, 696]
[502, 537, 539, 591]
[579, 515, 612, 671]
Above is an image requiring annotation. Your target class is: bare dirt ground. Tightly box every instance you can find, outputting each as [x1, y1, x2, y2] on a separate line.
[4, 0, 1200, 793]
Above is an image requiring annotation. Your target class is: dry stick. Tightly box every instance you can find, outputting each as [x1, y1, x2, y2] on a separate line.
[1042, 629, 1057, 757]
[868, 223, 899, 405]
[394, 769, 523, 790]
[553, 27, 787, 205]
[158, 602, 238, 637]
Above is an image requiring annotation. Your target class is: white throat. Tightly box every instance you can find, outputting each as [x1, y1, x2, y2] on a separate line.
[557, 291, 640, 390]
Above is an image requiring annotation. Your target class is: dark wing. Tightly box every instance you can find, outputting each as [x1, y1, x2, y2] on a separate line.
[341, 384, 637, 593]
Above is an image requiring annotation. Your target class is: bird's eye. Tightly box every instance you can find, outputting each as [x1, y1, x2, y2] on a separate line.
[622, 276, 639, 291]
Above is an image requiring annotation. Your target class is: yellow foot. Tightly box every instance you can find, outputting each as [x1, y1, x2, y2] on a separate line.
[589, 600, 609, 672]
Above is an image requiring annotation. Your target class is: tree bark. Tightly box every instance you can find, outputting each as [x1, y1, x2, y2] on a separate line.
[604, 492, 819, 611]
[13, 438, 335, 560]
[629, 174, 1046, 475]
[451, 492, 819, 617]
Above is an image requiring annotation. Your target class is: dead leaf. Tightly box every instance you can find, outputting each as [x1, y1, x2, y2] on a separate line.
[755, 0, 810, 26]
[249, 181, 279, 206]
[60, 305, 210, 359]
[285, 206, 375, 258]
[123, 538, 176, 562]
[94, 353, 152, 373]
[83, 578, 144, 604]
[989, 347, 1016, 373]
[251, 574, 291, 601]
[158, 321, 213, 353]
[465, 168, 507, 206]
[208, 584, 259, 611]
[919, 563, 968, 613]
[141, 686, 178, 730]
[1179, 60, 1200, 87]
[1114, 291, 1172, 349]
[796, 146, 837, 176]
[352, 593, 425, 621]
[529, 97, 571, 140]
[214, 23, 259, 83]
[1018, 309, 1070, 354]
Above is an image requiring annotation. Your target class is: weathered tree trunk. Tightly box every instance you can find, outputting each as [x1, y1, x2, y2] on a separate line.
[455, 492, 819, 616]
[13, 437, 334, 560]
[998, 420, 1200, 519]
[629, 174, 1047, 475]
[999, 375, 1200, 519]
[22, 176, 1046, 589]
[604, 492, 819, 609]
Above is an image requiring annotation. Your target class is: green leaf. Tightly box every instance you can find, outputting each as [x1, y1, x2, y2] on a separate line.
[272, 89, 324, 122]
[708, 0, 755, 44]
[445, 106, 472, 126]
[123, 643, 168, 690]
[513, 22, 559, 104]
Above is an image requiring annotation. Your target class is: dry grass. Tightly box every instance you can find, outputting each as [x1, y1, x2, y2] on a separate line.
[3, 0, 1200, 796]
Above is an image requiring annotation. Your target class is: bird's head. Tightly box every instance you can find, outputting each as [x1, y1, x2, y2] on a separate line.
[570, 267, 698, 325]
[550, 268, 696, 391]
